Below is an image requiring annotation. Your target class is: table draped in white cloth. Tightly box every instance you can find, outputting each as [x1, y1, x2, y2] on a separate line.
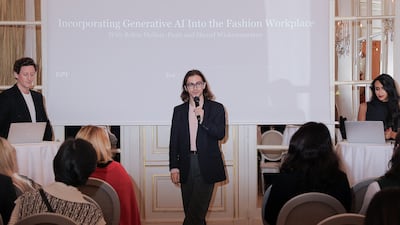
[13, 141, 61, 186]
[335, 141, 393, 186]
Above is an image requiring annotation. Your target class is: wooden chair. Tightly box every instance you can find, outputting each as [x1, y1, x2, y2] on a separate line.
[259, 130, 285, 193]
[276, 192, 346, 225]
[14, 212, 77, 225]
[78, 177, 120, 225]
[317, 213, 365, 225]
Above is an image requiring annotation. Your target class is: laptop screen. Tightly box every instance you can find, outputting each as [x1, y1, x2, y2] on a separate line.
[344, 121, 386, 144]
[7, 122, 46, 144]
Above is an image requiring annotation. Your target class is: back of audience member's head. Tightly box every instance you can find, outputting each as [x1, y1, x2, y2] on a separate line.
[0, 137, 31, 191]
[364, 188, 400, 225]
[280, 122, 340, 183]
[76, 125, 113, 164]
[53, 138, 97, 187]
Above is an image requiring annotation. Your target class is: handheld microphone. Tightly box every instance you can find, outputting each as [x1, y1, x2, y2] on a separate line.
[194, 96, 200, 123]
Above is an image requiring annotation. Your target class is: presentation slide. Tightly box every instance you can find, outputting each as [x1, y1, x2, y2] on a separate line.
[43, 0, 331, 125]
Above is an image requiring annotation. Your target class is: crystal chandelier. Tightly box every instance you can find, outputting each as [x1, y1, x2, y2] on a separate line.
[383, 18, 394, 42]
[335, 20, 350, 57]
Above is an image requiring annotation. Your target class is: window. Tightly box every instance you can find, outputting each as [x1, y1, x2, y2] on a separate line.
[0, 0, 42, 89]
[334, 0, 396, 121]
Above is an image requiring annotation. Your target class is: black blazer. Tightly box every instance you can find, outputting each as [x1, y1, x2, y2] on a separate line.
[169, 99, 227, 184]
[0, 84, 53, 141]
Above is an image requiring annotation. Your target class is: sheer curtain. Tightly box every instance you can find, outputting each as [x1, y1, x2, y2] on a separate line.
[0, 0, 41, 88]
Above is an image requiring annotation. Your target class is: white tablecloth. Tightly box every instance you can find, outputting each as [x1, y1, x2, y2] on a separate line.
[335, 141, 393, 186]
[13, 141, 61, 186]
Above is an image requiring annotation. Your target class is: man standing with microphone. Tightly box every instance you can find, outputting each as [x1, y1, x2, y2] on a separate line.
[169, 69, 227, 225]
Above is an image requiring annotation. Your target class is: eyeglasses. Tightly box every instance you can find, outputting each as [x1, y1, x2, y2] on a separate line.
[186, 81, 205, 89]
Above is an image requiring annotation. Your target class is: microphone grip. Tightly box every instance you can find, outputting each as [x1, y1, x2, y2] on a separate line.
[194, 97, 200, 123]
[195, 101, 200, 123]
[196, 115, 200, 123]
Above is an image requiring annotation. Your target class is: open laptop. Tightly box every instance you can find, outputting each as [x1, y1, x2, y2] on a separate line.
[344, 121, 386, 144]
[7, 122, 46, 144]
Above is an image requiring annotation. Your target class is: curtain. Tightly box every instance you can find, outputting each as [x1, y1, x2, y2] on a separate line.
[0, 0, 42, 87]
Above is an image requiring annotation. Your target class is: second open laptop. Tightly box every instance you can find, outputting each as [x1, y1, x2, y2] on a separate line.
[7, 122, 46, 144]
[344, 121, 386, 144]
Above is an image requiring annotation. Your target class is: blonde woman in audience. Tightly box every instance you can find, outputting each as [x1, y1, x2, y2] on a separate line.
[0, 137, 39, 194]
[9, 138, 105, 225]
[76, 125, 141, 225]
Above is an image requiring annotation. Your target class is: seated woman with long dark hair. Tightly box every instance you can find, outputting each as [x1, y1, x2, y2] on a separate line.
[265, 122, 352, 225]
[358, 73, 400, 140]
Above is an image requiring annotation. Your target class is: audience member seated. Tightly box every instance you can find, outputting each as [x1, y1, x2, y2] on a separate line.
[0, 137, 39, 194]
[359, 132, 400, 214]
[76, 125, 141, 225]
[106, 126, 120, 162]
[364, 188, 400, 225]
[357, 73, 400, 140]
[106, 126, 118, 149]
[265, 122, 352, 225]
[0, 173, 17, 224]
[8, 138, 106, 225]
[0, 57, 53, 140]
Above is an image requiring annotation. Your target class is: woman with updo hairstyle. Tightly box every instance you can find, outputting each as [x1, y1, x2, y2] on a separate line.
[8, 138, 106, 225]
[53, 138, 98, 186]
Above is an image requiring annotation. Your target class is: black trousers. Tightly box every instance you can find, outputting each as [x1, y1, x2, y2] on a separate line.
[181, 154, 214, 225]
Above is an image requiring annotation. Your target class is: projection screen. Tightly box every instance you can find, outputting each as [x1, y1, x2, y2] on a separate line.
[43, 0, 331, 125]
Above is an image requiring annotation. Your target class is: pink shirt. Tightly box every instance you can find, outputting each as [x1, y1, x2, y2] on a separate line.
[189, 103, 198, 151]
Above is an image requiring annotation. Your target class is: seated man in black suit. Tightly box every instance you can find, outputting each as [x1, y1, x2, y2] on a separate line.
[0, 57, 53, 140]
